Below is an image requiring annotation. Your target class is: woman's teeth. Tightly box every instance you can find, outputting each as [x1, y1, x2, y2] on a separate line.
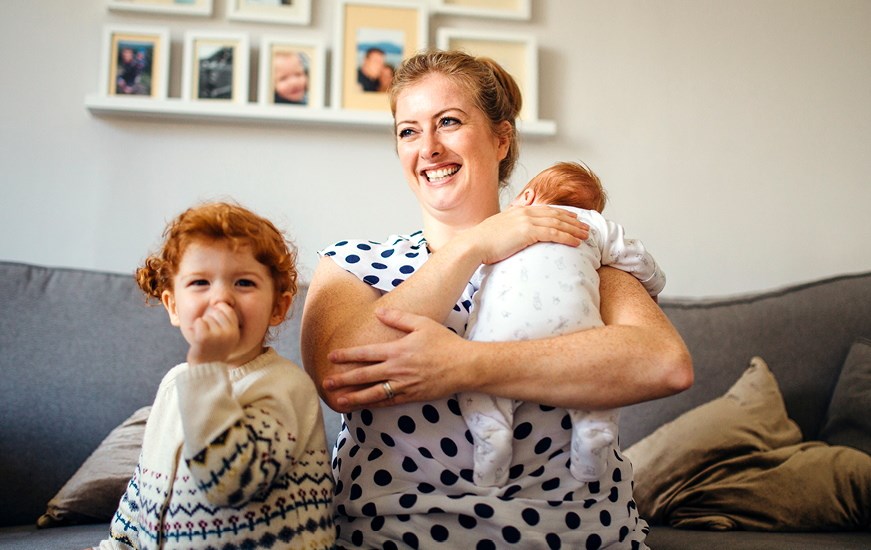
[425, 166, 459, 182]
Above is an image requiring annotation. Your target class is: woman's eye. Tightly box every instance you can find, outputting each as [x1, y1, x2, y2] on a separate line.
[398, 127, 415, 139]
[440, 117, 460, 128]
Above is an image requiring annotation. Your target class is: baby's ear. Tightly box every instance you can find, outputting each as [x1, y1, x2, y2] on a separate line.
[514, 188, 536, 206]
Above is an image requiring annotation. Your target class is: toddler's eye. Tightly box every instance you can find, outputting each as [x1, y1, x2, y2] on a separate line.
[237, 279, 256, 288]
[190, 279, 209, 287]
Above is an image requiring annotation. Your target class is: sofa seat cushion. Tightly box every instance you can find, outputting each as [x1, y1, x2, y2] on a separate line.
[626, 357, 871, 531]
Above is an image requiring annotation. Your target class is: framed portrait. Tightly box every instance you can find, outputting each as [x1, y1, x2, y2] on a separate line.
[226, 0, 311, 25]
[333, 0, 428, 111]
[258, 37, 325, 108]
[182, 31, 250, 103]
[437, 28, 538, 121]
[431, 0, 530, 20]
[100, 25, 170, 99]
[107, 0, 213, 16]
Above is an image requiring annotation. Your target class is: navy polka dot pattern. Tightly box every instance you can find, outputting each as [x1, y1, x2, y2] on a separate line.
[319, 233, 649, 548]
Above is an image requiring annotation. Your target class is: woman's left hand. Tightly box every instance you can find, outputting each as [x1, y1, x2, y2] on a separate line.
[324, 307, 471, 410]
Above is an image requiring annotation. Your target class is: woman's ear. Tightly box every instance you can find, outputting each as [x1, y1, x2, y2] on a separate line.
[161, 290, 181, 327]
[270, 292, 294, 326]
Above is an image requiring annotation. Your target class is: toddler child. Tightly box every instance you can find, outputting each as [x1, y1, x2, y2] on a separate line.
[99, 201, 335, 549]
[460, 162, 665, 487]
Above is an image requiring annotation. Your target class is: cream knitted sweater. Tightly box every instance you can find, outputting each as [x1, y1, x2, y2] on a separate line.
[100, 348, 335, 549]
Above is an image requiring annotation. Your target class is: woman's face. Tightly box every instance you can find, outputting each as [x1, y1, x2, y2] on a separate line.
[394, 73, 509, 225]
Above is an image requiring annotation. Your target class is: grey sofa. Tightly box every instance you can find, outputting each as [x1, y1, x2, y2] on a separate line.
[1, 259, 869, 549]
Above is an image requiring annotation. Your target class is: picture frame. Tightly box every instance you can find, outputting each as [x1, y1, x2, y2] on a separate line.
[258, 36, 326, 108]
[182, 31, 250, 103]
[107, 0, 214, 17]
[437, 28, 538, 121]
[100, 25, 170, 99]
[333, 0, 428, 111]
[226, 0, 311, 25]
[431, 0, 530, 20]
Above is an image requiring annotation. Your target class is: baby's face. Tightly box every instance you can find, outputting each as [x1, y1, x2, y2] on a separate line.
[273, 53, 308, 102]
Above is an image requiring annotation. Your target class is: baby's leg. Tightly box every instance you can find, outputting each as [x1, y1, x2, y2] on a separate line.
[568, 408, 619, 482]
[459, 392, 517, 487]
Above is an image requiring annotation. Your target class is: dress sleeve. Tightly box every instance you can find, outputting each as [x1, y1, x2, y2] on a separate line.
[584, 210, 667, 296]
[318, 232, 429, 293]
[173, 357, 321, 507]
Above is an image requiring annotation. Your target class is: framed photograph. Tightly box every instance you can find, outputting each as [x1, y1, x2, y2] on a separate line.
[226, 0, 311, 25]
[100, 25, 170, 99]
[333, 0, 428, 111]
[258, 37, 325, 107]
[182, 31, 250, 103]
[437, 28, 538, 121]
[431, 0, 530, 20]
[107, 0, 213, 16]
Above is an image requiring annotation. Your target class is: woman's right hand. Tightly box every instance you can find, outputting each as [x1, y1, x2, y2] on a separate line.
[459, 205, 589, 265]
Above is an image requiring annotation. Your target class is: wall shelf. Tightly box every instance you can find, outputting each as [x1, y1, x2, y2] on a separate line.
[84, 95, 557, 136]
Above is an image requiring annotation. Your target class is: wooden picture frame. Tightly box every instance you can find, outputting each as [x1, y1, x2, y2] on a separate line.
[226, 0, 311, 25]
[182, 31, 250, 103]
[100, 25, 170, 99]
[333, 0, 428, 111]
[431, 0, 530, 20]
[437, 28, 539, 121]
[107, 0, 213, 16]
[258, 36, 325, 108]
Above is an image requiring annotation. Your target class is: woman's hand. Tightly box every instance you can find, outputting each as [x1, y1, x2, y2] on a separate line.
[324, 307, 471, 411]
[458, 205, 589, 266]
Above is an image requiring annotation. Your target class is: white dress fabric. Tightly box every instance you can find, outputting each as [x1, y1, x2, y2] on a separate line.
[320, 230, 650, 549]
[462, 206, 664, 487]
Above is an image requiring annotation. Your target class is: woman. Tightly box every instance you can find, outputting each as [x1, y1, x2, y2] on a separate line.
[301, 49, 692, 549]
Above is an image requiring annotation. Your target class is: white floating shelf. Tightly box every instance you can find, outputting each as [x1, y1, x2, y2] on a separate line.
[84, 95, 557, 136]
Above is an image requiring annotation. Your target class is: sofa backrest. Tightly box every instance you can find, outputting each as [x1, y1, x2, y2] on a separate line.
[620, 271, 871, 447]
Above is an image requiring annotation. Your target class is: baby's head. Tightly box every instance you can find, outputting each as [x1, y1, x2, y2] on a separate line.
[136, 201, 298, 321]
[513, 161, 607, 212]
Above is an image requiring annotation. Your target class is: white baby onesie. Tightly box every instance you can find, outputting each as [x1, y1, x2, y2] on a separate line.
[460, 205, 664, 486]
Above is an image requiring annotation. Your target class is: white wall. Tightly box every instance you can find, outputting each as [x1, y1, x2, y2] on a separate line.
[2, 0, 869, 297]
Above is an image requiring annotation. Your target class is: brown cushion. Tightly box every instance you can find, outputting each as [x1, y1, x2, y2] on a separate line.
[624, 357, 802, 524]
[820, 338, 871, 454]
[37, 406, 149, 528]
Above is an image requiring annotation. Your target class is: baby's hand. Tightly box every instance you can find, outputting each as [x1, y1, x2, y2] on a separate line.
[186, 302, 240, 365]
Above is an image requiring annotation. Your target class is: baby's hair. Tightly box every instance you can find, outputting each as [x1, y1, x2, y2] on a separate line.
[136, 202, 298, 316]
[525, 161, 608, 212]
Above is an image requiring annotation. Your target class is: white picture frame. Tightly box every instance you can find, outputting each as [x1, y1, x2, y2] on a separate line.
[333, 0, 428, 111]
[99, 25, 170, 99]
[431, 0, 530, 20]
[226, 0, 312, 25]
[437, 28, 539, 121]
[107, 0, 214, 16]
[182, 31, 250, 103]
[258, 36, 326, 108]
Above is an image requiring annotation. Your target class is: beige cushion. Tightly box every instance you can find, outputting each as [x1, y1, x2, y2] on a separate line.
[625, 357, 871, 531]
[37, 406, 149, 528]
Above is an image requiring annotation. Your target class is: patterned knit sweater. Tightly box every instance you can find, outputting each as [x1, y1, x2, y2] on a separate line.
[99, 348, 336, 550]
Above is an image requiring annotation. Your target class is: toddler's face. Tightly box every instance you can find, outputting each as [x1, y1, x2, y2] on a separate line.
[274, 53, 308, 103]
[162, 239, 286, 366]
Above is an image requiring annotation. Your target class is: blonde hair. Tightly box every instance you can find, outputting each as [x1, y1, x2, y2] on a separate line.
[136, 201, 298, 319]
[524, 161, 608, 212]
[388, 49, 523, 187]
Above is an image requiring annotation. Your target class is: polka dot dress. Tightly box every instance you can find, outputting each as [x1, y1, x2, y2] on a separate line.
[321, 232, 650, 549]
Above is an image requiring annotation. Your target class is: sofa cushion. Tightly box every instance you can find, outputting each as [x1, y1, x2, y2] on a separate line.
[626, 357, 871, 531]
[37, 407, 149, 528]
[820, 338, 871, 455]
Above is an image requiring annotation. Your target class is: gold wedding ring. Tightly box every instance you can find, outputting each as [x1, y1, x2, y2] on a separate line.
[382, 381, 396, 400]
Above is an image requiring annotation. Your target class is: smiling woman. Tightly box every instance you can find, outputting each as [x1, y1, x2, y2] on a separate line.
[301, 49, 692, 549]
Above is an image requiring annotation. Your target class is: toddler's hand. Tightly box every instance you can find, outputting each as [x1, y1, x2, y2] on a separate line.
[186, 302, 240, 365]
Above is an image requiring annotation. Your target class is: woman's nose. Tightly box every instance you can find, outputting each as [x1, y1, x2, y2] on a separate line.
[419, 130, 442, 159]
